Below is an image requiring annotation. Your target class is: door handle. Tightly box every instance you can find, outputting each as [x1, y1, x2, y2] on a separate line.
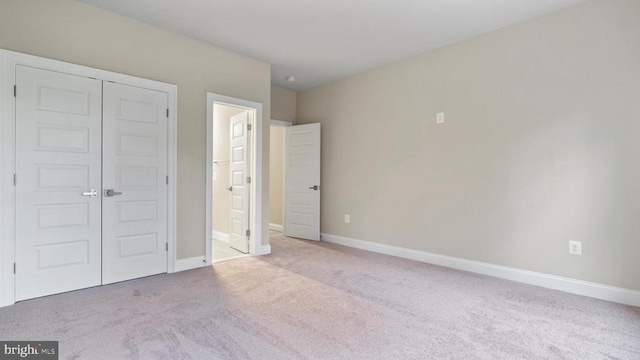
[104, 189, 123, 197]
[227, 186, 233, 191]
[81, 189, 99, 197]
[309, 185, 320, 191]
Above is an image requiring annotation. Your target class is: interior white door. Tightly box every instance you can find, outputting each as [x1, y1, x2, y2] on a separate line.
[284, 123, 321, 241]
[228, 111, 250, 253]
[102, 82, 168, 284]
[15, 65, 103, 301]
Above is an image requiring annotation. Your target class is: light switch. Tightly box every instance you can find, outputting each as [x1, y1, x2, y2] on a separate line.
[436, 112, 445, 124]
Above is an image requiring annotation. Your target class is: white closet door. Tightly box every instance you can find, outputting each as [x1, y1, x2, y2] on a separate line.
[285, 123, 321, 241]
[15, 66, 103, 301]
[102, 82, 168, 284]
[228, 111, 250, 253]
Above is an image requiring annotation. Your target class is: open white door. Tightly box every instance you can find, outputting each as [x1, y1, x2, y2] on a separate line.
[228, 111, 250, 253]
[15, 66, 103, 300]
[102, 82, 169, 284]
[284, 123, 321, 241]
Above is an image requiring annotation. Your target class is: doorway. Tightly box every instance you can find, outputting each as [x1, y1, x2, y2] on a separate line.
[269, 120, 291, 235]
[212, 104, 251, 261]
[205, 93, 264, 264]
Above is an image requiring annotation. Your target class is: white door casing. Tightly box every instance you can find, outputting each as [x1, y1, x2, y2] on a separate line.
[102, 82, 169, 284]
[205, 93, 266, 266]
[14, 66, 103, 300]
[228, 111, 250, 253]
[285, 123, 321, 241]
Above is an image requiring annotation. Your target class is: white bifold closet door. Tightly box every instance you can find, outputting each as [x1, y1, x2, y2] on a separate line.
[15, 66, 169, 300]
[15, 66, 103, 301]
[101, 82, 169, 284]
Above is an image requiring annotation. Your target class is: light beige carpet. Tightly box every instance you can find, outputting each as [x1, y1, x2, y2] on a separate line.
[0, 233, 638, 359]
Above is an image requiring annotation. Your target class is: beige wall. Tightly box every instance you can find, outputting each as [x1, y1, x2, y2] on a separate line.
[212, 105, 246, 234]
[0, 0, 271, 259]
[271, 85, 297, 123]
[297, 0, 640, 291]
[269, 127, 285, 226]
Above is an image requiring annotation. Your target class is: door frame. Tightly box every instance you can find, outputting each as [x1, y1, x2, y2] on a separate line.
[0, 49, 178, 307]
[269, 119, 292, 233]
[205, 92, 265, 265]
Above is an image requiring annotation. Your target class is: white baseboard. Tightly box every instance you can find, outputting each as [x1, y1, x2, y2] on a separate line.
[255, 243, 272, 256]
[269, 223, 283, 232]
[212, 231, 229, 242]
[174, 256, 206, 272]
[320, 233, 640, 308]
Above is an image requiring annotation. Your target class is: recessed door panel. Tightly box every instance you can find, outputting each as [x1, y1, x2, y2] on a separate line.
[36, 165, 89, 190]
[102, 82, 168, 284]
[289, 212, 315, 227]
[36, 125, 89, 153]
[118, 99, 157, 123]
[37, 203, 88, 229]
[118, 201, 157, 223]
[118, 233, 158, 258]
[35, 240, 90, 269]
[116, 167, 157, 188]
[15, 66, 103, 301]
[36, 86, 90, 115]
[118, 134, 157, 156]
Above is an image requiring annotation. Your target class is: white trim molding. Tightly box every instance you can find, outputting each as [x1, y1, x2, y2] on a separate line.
[0, 50, 15, 308]
[321, 233, 640, 308]
[255, 244, 272, 256]
[174, 257, 206, 273]
[0, 49, 178, 307]
[269, 223, 283, 232]
[212, 231, 229, 243]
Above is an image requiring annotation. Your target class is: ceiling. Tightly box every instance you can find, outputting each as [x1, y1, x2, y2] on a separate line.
[80, 0, 586, 91]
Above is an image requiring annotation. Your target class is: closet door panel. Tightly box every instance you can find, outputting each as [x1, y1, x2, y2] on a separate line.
[15, 65, 103, 301]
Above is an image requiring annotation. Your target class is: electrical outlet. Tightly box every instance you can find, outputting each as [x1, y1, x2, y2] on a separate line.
[569, 240, 582, 255]
[344, 214, 350, 223]
[436, 112, 445, 124]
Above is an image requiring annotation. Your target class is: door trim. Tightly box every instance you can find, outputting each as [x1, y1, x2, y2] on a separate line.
[205, 92, 265, 265]
[0, 49, 178, 307]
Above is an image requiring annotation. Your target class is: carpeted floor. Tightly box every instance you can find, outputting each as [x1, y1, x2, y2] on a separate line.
[1, 233, 639, 359]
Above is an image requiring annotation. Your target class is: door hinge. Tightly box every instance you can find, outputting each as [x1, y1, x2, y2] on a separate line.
[246, 176, 251, 184]
[13, 173, 16, 186]
[13, 263, 16, 274]
[247, 124, 252, 131]
[166, 175, 169, 185]
[166, 108, 169, 118]
[166, 243, 168, 252]
[13, 85, 16, 97]
[246, 229, 250, 237]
